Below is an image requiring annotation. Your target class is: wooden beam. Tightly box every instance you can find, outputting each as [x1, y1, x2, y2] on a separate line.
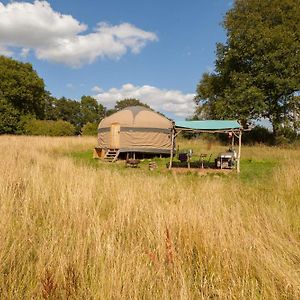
[174, 129, 183, 138]
[237, 130, 242, 173]
[168, 128, 175, 170]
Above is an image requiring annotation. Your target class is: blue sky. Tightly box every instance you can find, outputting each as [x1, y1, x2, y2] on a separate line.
[0, 0, 233, 119]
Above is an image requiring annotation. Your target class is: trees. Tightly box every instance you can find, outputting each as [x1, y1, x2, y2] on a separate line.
[54, 97, 82, 132]
[103, 98, 150, 117]
[80, 95, 105, 125]
[0, 56, 47, 119]
[0, 56, 109, 135]
[81, 122, 98, 136]
[0, 97, 20, 134]
[43, 95, 106, 134]
[195, 0, 300, 137]
[114, 98, 150, 111]
[24, 120, 75, 136]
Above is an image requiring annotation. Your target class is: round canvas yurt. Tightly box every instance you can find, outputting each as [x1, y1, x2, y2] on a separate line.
[98, 106, 173, 156]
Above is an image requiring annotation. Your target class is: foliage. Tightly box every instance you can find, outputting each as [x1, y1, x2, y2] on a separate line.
[81, 122, 98, 136]
[53, 97, 82, 132]
[101, 98, 151, 117]
[0, 97, 20, 134]
[0, 57, 108, 135]
[0, 56, 47, 118]
[43, 95, 106, 134]
[241, 126, 274, 145]
[16, 114, 35, 135]
[275, 126, 299, 144]
[114, 98, 150, 111]
[44, 93, 59, 121]
[24, 119, 76, 136]
[195, 0, 300, 137]
[80, 95, 105, 125]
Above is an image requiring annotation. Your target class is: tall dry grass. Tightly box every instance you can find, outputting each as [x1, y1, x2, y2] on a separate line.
[0, 135, 299, 299]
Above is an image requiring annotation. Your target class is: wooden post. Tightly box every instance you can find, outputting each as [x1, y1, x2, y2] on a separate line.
[169, 128, 175, 170]
[237, 130, 242, 173]
[231, 133, 235, 149]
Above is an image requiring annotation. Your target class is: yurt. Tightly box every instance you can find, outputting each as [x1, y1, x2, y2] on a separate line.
[97, 106, 173, 159]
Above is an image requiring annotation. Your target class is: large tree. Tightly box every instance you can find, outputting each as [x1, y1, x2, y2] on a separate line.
[195, 0, 300, 136]
[80, 95, 105, 125]
[55, 97, 82, 132]
[0, 56, 47, 119]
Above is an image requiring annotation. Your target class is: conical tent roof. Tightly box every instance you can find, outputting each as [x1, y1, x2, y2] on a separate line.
[99, 106, 172, 129]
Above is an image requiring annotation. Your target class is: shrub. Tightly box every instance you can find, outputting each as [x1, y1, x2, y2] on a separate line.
[275, 127, 298, 145]
[81, 122, 98, 136]
[24, 119, 76, 136]
[242, 125, 274, 145]
[0, 98, 20, 134]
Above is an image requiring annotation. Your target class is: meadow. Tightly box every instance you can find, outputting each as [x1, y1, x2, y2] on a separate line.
[0, 135, 299, 299]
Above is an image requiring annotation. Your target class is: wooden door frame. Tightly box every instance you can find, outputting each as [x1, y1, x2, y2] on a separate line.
[110, 123, 120, 149]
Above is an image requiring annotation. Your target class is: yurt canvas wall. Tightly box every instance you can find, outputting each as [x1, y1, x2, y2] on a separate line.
[98, 106, 173, 154]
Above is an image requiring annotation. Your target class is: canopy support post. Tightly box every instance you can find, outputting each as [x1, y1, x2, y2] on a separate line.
[169, 128, 175, 170]
[237, 130, 242, 173]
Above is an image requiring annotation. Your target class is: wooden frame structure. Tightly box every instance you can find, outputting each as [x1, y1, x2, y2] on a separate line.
[168, 120, 243, 173]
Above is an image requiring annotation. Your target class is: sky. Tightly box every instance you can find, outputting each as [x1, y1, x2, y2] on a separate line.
[0, 0, 233, 120]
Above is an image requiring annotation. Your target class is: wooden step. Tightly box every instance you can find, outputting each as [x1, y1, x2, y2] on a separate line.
[104, 149, 120, 162]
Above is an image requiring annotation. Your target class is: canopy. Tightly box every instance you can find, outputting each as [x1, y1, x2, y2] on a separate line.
[169, 119, 243, 172]
[175, 120, 241, 132]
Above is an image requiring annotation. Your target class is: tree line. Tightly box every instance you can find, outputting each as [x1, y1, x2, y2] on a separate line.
[0, 56, 148, 136]
[1, 0, 300, 143]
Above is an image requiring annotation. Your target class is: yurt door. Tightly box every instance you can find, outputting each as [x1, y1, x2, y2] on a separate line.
[110, 123, 120, 148]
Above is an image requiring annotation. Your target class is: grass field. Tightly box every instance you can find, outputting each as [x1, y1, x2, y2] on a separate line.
[0, 135, 300, 299]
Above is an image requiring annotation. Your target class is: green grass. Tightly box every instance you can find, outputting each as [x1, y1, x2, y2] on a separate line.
[239, 159, 278, 183]
[69, 149, 99, 168]
[68, 148, 279, 185]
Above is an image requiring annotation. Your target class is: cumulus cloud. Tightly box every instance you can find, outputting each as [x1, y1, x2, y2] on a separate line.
[91, 85, 103, 93]
[0, 1, 158, 67]
[93, 83, 196, 118]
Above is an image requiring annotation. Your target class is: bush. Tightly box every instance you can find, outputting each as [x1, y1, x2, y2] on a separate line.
[0, 98, 20, 134]
[275, 127, 298, 145]
[24, 119, 76, 136]
[81, 122, 98, 136]
[242, 126, 274, 145]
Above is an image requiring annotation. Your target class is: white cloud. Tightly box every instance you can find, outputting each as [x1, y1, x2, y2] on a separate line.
[0, 1, 158, 67]
[93, 83, 196, 118]
[91, 85, 103, 93]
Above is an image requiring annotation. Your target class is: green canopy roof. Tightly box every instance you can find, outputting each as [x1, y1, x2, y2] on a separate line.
[175, 120, 241, 131]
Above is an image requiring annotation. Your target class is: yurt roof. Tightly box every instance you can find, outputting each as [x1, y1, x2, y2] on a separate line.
[99, 106, 173, 129]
